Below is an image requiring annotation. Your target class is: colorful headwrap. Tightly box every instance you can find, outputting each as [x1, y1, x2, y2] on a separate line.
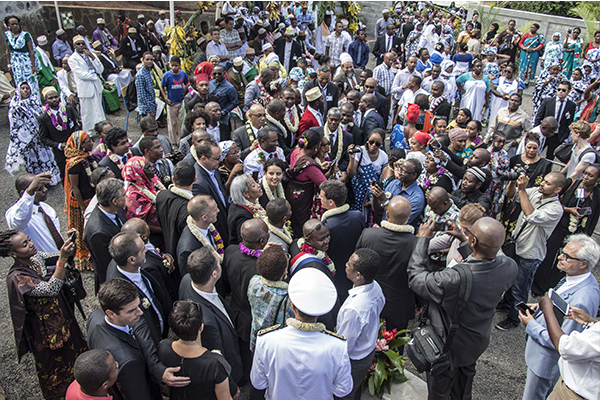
[448, 128, 468, 141]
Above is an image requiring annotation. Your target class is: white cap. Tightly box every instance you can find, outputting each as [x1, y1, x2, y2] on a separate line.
[138, 14, 145, 19]
[262, 43, 273, 52]
[56, 29, 65, 36]
[233, 56, 243, 67]
[340, 52, 353, 65]
[37, 35, 47, 46]
[289, 268, 337, 316]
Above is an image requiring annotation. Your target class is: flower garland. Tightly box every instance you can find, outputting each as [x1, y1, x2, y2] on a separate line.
[265, 219, 293, 244]
[255, 76, 273, 103]
[429, 93, 446, 112]
[467, 136, 483, 150]
[186, 216, 225, 261]
[380, 220, 415, 234]
[245, 199, 267, 219]
[423, 167, 448, 189]
[261, 276, 288, 289]
[324, 123, 344, 161]
[284, 106, 299, 133]
[261, 176, 285, 201]
[107, 150, 133, 170]
[45, 103, 68, 131]
[245, 120, 258, 143]
[266, 113, 288, 138]
[257, 148, 279, 166]
[131, 180, 166, 203]
[169, 184, 193, 200]
[286, 318, 326, 332]
[321, 204, 349, 222]
[239, 242, 263, 258]
[82, 157, 98, 184]
[298, 238, 335, 273]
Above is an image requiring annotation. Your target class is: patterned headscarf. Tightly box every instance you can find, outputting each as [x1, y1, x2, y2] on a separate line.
[484, 46, 497, 55]
[122, 156, 162, 197]
[440, 60, 455, 78]
[64, 130, 97, 199]
[289, 67, 305, 82]
[552, 32, 562, 42]
[219, 140, 235, 160]
[448, 128, 468, 141]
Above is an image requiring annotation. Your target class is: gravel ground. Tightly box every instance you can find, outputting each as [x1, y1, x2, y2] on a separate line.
[0, 87, 597, 400]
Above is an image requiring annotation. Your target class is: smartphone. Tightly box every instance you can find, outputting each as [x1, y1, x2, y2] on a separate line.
[578, 207, 592, 216]
[516, 301, 534, 315]
[69, 231, 77, 243]
[331, 157, 340, 166]
[433, 221, 449, 232]
[372, 181, 383, 190]
[549, 289, 570, 316]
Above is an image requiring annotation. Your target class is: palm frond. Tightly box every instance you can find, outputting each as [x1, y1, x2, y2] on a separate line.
[568, 4, 600, 43]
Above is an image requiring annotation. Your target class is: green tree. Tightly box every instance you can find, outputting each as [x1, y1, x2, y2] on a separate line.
[503, 2, 580, 16]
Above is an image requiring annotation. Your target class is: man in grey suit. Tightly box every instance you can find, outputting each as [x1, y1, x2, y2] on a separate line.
[518, 234, 600, 400]
[408, 217, 518, 400]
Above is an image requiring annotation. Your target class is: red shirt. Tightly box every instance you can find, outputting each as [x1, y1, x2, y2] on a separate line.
[66, 381, 113, 400]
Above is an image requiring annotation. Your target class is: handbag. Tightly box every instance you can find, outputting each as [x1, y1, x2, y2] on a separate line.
[62, 263, 87, 318]
[406, 263, 473, 375]
[554, 143, 574, 164]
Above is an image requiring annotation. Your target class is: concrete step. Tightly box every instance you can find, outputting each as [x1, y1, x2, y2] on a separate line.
[362, 371, 428, 400]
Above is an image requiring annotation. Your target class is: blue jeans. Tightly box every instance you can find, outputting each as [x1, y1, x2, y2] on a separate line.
[506, 255, 542, 323]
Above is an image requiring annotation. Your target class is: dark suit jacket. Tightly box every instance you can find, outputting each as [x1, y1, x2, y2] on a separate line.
[176, 226, 204, 276]
[408, 238, 518, 367]
[184, 92, 219, 112]
[156, 190, 189, 258]
[232, 125, 254, 160]
[361, 90, 388, 125]
[227, 203, 254, 246]
[275, 39, 302, 71]
[97, 148, 142, 179]
[98, 54, 120, 80]
[266, 119, 293, 158]
[432, 99, 452, 121]
[119, 36, 145, 68]
[356, 227, 419, 330]
[106, 261, 172, 345]
[323, 210, 365, 300]
[143, 249, 179, 303]
[302, 78, 339, 112]
[347, 122, 366, 145]
[361, 109, 385, 137]
[84, 206, 127, 293]
[222, 245, 258, 345]
[179, 274, 243, 384]
[38, 104, 80, 165]
[312, 126, 354, 172]
[372, 34, 402, 65]
[534, 97, 577, 143]
[87, 309, 162, 400]
[191, 162, 230, 246]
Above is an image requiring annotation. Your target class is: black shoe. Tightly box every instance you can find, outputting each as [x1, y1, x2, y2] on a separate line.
[496, 302, 510, 311]
[495, 318, 519, 331]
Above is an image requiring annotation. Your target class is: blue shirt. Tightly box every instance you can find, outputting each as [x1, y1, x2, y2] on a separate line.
[52, 39, 72, 62]
[383, 180, 425, 225]
[348, 40, 369, 69]
[209, 79, 238, 115]
[415, 59, 432, 75]
[161, 70, 189, 104]
[390, 125, 410, 150]
[297, 13, 312, 31]
[135, 66, 156, 115]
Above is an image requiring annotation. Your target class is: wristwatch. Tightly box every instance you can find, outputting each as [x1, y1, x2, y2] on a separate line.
[381, 199, 390, 208]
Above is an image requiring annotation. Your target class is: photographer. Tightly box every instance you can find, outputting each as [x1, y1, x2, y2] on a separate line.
[496, 172, 566, 331]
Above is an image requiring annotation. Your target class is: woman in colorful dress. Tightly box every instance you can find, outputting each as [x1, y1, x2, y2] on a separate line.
[258, 157, 287, 209]
[583, 30, 600, 78]
[486, 132, 510, 219]
[532, 61, 567, 118]
[90, 121, 113, 163]
[228, 173, 266, 244]
[568, 67, 588, 114]
[64, 130, 96, 270]
[541, 32, 564, 71]
[562, 27, 584, 79]
[420, 151, 454, 193]
[518, 23, 545, 85]
[405, 21, 424, 62]
[3, 15, 39, 98]
[456, 59, 490, 122]
[489, 63, 525, 124]
[5, 82, 60, 184]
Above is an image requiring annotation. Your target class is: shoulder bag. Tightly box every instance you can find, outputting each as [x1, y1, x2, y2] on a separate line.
[62, 264, 87, 318]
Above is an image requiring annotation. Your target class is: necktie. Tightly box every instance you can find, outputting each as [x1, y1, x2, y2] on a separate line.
[556, 100, 564, 124]
[55, 110, 64, 127]
[114, 214, 122, 228]
[388, 35, 392, 52]
[153, 163, 160, 178]
[38, 207, 64, 249]
[288, 109, 295, 125]
[127, 326, 135, 336]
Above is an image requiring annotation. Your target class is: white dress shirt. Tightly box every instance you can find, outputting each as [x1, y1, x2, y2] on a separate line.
[99, 207, 123, 227]
[391, 67, 419, 100]
[104, 316, 131, 335]
[5, 191, 62, 253]
[558, 322, 600, 399]
[244, 146, 286, 180]
[117, 266, 164, 331]
[307, 105, 323, 126]
[191, 283, 234, 326]
[284, 41, 293, 72]
[336, 281, 386, 360]
[557, 272, 591, 296]
[207, 122, 221, 142]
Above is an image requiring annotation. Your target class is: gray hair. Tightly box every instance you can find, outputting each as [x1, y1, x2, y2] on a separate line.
[96, 178, 124, 207]
[327, 107, 341, 119]
[566, 234, 600, 270]
[317, 65, 331, 74]
[230, 173, 252, 205]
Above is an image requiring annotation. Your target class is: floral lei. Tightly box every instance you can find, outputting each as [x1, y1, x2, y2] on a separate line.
[380, 220, 415, 234]
[255, 77, 273, 102]
[239, 242, 263, 258]
[257, 148, 279, 165]
[286, 318, 326, 332]
[107, 150, 133, 170]
[131, 179, 166, 203]
[284, 106, 299, 133]
[424, 167, 448, 189]
[264, 218, 293, 244]
[266, 113, 288, 139]
[261, 176, 284, 201]
[298, 237, 335, 273]
[324, 122, 344, 161]
[467, 136, 482, 150]
[186, 215, 225, 261]
[245, 199, 267, 219]
[321, 204, 349, 222]
[45, 103, 68, 131]
[169, 184, 193, 200]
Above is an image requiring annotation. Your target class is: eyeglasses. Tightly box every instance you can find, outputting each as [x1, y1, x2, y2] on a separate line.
[205, 155, 222, 161]
[369, 140, 382, 147]
[213, 72, 223, 76]
[464, 226, 478, 242]
[558, 249, 583, 262]
[305, 223, 322, 238]
[557, 88, 569, 92]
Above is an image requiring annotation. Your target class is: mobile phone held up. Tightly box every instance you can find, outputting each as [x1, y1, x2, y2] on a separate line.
[549, 289, 570, 316]
[69, 231, 77, 244]
[433, 221, 450, 232]
[516, 301, 534, 315]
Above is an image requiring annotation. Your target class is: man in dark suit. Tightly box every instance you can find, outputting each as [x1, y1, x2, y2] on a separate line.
[205, 101, 231, 142]
[356, 196, 418, 331]
[106, 231, 171, 345]
[222, 219, 269, 382]
[359, 93, 385, 136]
[232, 104, 267, 160]
[340, 102, 365, 145]
[191, 139, 230, 246]
[430, 81, 452, 121]
[312, 108, 354, 173]
[408, 217, 518, 399]
[119, 27, 143, 69]
[84, 178, 127, 293]
[534, 80, 576, 160]
[179, 247, 243, 384]
[156, 161, 195, 261]
[361, 78, 388, 127]
[87, 278, 190, 400]
[320, 181, 365, 300]
[265, 99, 293, 157]
[38, 87, 80, 181]
[302, 65, 339, 114]
[372, 23, 402, 66]
[98, 127, 142, 179]
[275, 28, 302, 72]
[177, 194, 221, 276]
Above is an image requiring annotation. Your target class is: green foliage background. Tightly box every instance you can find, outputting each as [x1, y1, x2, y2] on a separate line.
[504, 1, 600, 19]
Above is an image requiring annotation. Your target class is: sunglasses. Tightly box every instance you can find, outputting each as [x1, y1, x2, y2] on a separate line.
[365, 85, 376, 89]
[305, 223, 323, 238]
[213, 72, 223, 76]
[369, 139, 382, 147]
[557, 88, 569, 92]
[99, 166, 111, 178]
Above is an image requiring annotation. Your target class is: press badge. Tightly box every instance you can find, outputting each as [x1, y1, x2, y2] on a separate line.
[576, 188, 585, 199]
[326, 95, 333, 102]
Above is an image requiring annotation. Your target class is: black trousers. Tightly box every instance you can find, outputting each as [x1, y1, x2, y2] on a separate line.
[544, 135, 561, 160]
[426, 362, 476, 400]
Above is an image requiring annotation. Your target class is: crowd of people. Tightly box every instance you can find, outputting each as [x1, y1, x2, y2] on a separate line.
[2, 1, 600, 400]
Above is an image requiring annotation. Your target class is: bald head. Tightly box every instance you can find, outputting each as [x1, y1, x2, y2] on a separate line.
[241, 219, 269, 246]
[302, 218, 323, 237]
[121, 218, 150, 236]
[469, 217, 506, 258]
[428, 186, 449, 202]
[249, 103, 265, 115]
[426, 187, 451, 216]
[386, 196, 412, 225]
[365, 77, 377, 88]
[191, 129, 210, 146]
[188, 195, 215, 221]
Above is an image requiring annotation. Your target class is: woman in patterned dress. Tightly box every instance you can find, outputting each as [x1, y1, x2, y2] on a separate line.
[3, 15, 39, 98]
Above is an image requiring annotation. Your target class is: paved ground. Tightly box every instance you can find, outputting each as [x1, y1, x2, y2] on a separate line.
[0, 88, 596, 400]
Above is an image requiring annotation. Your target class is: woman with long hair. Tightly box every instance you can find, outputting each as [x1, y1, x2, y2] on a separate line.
[3, 15, 39, 98]
[228, 173, 265, 244]
[64, 130, 96, 270]
[562, 28, 584, 79]
[259, 157, 287, 209]
[518, 23, 545, 85]
[5, 82, 60, 184]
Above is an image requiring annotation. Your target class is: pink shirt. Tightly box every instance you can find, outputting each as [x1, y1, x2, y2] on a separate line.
[290, 148, 327, 186]
[66, 381, 113, 400]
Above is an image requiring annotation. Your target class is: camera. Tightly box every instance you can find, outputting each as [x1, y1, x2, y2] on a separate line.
[433, 221, 450, 232]
[499, 166, 527, 181]
[568, 28, 573, 34]
[348, 147, 362, 155]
